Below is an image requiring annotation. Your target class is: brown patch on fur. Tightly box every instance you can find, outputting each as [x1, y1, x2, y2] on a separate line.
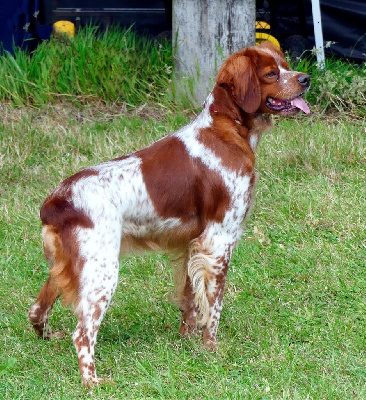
[179, 283, 198, 336]
[74, 329, 91, 349]
[243, 172, 259, 220]
[198, 113, 255, 174]
[138, 136, 231, 228]
[42, 225, 84, 306]
[209, 83, 246, 124]
[41, 169, 98, 227]
[259, 41, 290, 69]
[92, 304, 102, 321]
[120, 228, 201, 254]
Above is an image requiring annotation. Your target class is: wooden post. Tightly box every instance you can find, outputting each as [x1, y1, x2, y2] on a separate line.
[172, 0, 256, 105]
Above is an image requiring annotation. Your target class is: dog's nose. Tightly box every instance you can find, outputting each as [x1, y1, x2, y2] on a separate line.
[298, 74, 310, 87]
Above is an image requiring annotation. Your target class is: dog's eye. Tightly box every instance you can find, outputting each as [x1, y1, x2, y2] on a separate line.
[265, 71, 278, 79]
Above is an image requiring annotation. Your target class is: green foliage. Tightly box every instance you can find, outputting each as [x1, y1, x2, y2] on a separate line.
[291, 55, 366, 117]
[0, 26, 365, 117]
[0, 26, 173, 107]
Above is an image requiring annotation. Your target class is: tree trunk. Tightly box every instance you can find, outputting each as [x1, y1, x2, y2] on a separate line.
[172, 0, 256, 105]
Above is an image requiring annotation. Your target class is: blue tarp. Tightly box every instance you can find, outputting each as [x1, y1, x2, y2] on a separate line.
[0, 0, 39, 52]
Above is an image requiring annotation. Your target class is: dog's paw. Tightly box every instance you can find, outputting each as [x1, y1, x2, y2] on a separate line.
[82, 376, 115, 387]
[203, 339, 218, 352]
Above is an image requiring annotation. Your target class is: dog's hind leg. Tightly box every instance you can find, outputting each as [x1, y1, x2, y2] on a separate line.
[72, 255, 120, 386]
[29, 225, 73, 339]
[171, 252, 199, 337]
[187, 235, 234, 351]
[179, 274, 199, 337]
[28, 276, 63, 339]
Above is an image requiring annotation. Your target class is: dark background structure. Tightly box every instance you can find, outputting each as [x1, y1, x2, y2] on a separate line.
[0, 0, 365, 60]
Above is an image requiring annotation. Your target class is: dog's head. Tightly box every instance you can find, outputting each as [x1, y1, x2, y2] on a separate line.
[216, 41, 310, 115]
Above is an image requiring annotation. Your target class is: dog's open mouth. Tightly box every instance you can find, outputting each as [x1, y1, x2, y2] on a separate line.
[266, 96, 310, 114]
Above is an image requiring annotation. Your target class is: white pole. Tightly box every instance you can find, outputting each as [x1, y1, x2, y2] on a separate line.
[311, 0, 325, 69]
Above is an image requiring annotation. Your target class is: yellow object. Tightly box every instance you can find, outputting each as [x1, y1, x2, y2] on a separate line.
[255, 21, 281, 49]
[256, 21, 271, 30]
[53, 21, 75, 39]
[256, 32, 281, 49]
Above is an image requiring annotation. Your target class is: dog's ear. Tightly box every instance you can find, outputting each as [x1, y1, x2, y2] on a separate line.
[216, 50, 261, 113]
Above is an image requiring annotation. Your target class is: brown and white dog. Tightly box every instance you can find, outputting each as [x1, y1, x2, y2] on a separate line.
[29, 42, 310, 385]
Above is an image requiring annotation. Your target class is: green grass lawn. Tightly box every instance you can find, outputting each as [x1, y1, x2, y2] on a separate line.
[0, 103, 364, 399]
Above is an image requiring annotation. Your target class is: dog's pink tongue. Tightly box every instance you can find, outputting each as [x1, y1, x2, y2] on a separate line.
[293, 97, 310, 114]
